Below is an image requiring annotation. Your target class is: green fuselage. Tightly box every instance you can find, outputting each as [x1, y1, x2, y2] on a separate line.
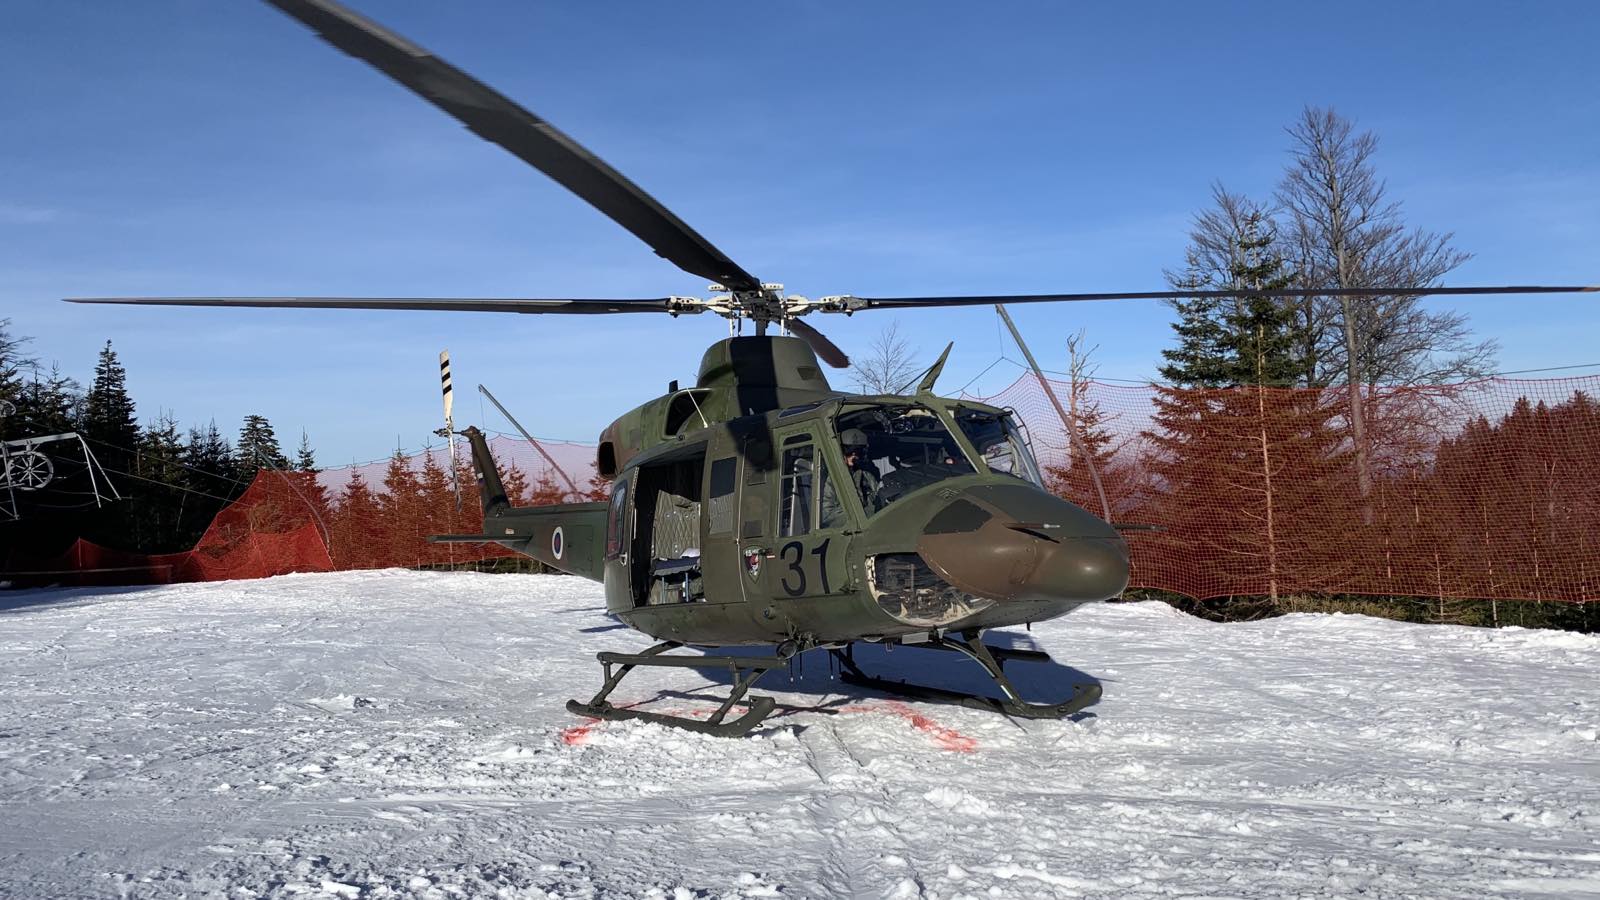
[472, 335, 1129, 650]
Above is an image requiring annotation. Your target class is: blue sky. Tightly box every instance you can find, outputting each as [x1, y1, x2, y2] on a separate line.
[3, 1, 1597, 464]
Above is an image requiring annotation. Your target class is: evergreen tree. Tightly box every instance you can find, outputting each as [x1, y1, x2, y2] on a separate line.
[139, 410, 188, 549]
[13, 363, 80, 438]
[176, 421, 244, 544]
[1145, 191, 1350, 601]
[0, 319, 32, 440]
[380, 449, 424, 566]
[1159, 193, 1306, 387]
[81, 340, 140, 473]
[293, 431, 318, 472]
[236, 414, 289, 473]
[1044, 331, 1126, 514]
[76, 341, 142, 548]
[184, 421, 239, 494]
[526, 470, 566, 505]
[498, 454, 530, 506]
[330, 468, 381, 568]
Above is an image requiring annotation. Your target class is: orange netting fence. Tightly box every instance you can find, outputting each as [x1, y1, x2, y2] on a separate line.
[16, 380, 1600, 602]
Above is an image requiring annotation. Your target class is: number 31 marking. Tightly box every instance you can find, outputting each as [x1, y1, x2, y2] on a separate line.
[779, 538, 831, 596]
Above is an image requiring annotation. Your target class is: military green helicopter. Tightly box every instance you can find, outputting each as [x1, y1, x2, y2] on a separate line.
[70, 0, 1596, 736]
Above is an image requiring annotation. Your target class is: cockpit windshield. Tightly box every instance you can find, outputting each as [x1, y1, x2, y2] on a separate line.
[954, 407, 1044, 487]
[835, 405, 974, 514]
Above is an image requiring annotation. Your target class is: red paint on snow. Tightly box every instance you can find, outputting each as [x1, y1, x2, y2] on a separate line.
[560, 720, 599, 746]
[843, 702, 978, 752]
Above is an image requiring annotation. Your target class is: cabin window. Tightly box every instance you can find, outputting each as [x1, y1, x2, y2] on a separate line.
[605, 478, 630, 559]
[779, 443, 815, 537]
[707, 457, 737, 534]
[779, 439, 845, 536]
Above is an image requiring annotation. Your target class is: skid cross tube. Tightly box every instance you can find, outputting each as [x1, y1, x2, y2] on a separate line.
[567, 641, 785, 737]
[831, 631, 1101, 720]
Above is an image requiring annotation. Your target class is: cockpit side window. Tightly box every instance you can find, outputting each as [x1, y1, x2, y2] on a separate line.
[954, 408, 1044, 487]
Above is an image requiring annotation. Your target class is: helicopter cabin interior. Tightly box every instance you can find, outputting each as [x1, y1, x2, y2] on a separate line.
[629, 443, 706, 606]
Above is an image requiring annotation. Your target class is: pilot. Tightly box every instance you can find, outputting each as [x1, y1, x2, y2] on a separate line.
[839, 429, 882, 514]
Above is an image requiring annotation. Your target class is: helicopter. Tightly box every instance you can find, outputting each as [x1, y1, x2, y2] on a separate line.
[69, 0, 1597, 736]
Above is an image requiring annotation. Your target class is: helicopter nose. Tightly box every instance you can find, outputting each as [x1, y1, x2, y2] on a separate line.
[915, 484, 1129, 604]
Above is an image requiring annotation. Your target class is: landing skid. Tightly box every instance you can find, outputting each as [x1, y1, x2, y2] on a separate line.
[566, 641, 784, 738]
[830, 631, 1101, 720]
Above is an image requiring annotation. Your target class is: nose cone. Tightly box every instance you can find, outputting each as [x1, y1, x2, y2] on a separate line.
[916, 484, 1129, 604]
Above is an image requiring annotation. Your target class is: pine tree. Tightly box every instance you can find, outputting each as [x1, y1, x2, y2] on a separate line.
[184, 421, 239, 494]
[1145, 193, 1350, 600]
[527, 470, 567, 506]
[0, 319, 33, 441]
[330, 468, 381, 568]
[139, 410, 188, 549]
[81, 340, 140, 474]
[177, 421, 243, 545]
[270, 430, 332, 552]
[236, 414, 289, 474]
[13, 363, 80, 438]
[74, 341, 143, 548]
[380, 449, 424, 566]
[418, 446, 454, 565]
[498, 454, 530, 506]
[294, 431, 318, 472]
[1044, 331, 1125, 514]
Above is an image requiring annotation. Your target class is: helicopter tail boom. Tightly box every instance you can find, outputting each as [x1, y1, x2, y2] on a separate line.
[432, 426, 608, 580]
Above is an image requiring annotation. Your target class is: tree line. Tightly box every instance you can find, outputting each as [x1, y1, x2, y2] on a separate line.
[1, 320, 605, 572]
[0, 326, 323, 562]
[1038, 106, 1595, 627]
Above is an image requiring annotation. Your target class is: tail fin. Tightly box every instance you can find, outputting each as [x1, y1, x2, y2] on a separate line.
[460, 425, 510, 516]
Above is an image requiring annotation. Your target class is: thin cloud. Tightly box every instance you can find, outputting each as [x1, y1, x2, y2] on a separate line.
[0, 203, 66, 225]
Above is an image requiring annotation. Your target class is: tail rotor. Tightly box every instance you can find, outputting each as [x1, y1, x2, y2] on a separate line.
[436, 349, 462, 511]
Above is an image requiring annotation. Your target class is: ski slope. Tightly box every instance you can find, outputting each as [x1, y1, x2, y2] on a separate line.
[1, 571, 1596, 899]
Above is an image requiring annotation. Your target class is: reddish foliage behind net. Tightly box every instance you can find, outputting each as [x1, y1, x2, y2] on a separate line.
[20, 383, 1600, 602]
[976, 373, 1600, 602]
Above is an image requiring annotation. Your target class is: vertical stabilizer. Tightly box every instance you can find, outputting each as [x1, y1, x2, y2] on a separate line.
[460, 425, 510, 516]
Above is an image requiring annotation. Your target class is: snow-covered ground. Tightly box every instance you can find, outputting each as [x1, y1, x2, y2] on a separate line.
[1, 571, 1596, 899]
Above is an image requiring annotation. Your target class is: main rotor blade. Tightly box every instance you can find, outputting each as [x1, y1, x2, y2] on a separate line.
[64, 296, 676, 314]
[260, 0, 762, 293]
[786, 317, 850, 368]
[848, 285, 1598, 310]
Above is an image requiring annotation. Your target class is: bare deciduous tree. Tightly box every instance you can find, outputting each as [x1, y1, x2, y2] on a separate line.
[1278, 107, 1490, 387]
[850, 320, 921, 394]
[1276, 106, 1491, 520]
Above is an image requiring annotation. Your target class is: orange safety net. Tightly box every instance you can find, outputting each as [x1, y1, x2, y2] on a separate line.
[14, 382, 1599, 602]
[973, 373, 1600, 603]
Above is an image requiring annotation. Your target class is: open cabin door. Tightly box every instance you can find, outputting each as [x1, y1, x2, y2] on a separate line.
[603, 443, 708, 611]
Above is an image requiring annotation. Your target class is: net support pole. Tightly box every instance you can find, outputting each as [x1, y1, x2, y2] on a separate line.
[994, 304, 1111, 521]
[477, 384, 584, 501]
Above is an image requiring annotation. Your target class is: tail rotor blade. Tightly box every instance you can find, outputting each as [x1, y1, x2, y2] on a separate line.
[440, 349, 461, 512]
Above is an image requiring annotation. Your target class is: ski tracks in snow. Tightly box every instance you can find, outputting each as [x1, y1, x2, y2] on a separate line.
[1, 570, 1597, 898]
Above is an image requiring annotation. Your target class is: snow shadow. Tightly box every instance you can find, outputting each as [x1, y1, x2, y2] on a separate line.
[682, 634, 1101, 714]
[0, 583, 162, 615]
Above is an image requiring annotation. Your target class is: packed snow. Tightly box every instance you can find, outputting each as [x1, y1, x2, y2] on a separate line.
[1, 570, 1596, 899]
